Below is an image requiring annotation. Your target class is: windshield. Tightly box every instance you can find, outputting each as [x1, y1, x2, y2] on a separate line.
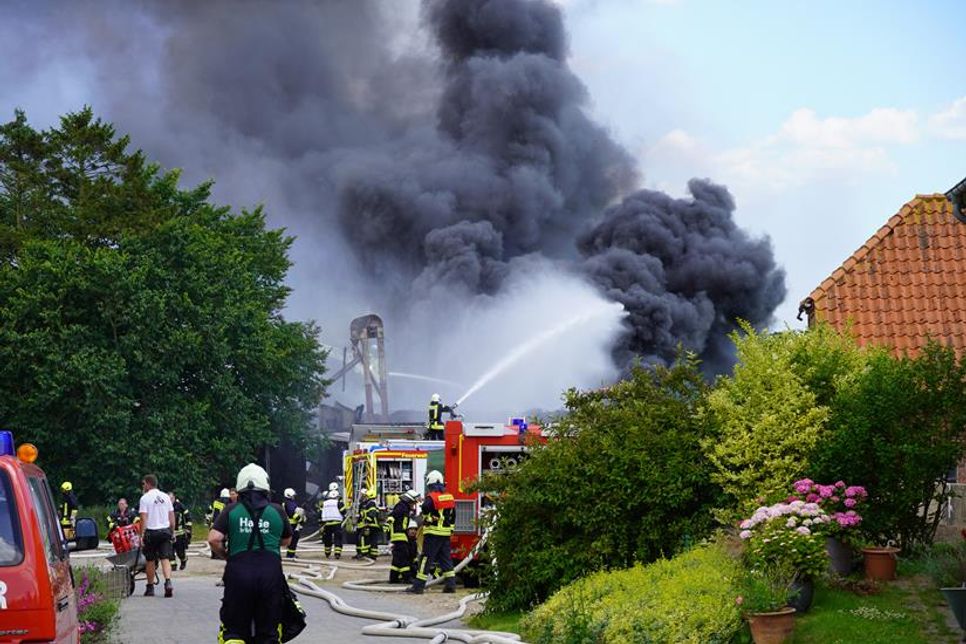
[0, 470, 24, 566]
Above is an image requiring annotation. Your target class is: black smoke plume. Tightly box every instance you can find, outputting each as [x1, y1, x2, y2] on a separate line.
[0, 0, 786, 379]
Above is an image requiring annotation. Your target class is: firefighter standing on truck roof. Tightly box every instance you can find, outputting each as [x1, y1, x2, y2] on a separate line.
[59, 481, 78, 539]
[355, 488, 380, 559]
[388, 489, 419, 584]
[427, 393, 456, 440]
[319, 489, 345, 559]
[407, 470, 457, 594]
[283, 488, 306, 559]
[208, 463, 292, 643]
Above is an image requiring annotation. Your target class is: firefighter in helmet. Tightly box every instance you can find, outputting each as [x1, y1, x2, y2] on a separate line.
[407, 470, 456, 594]
[282, 488, 306, 559]
[387, 489, 419, 583]
[427, 393, 455, 440]
[59, 481, 78, 539]
[355, 488, 380, 559]
[207, 488, 230, 528]
[319, 489, 345, 558]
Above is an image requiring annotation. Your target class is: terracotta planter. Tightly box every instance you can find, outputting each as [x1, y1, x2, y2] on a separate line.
[862, 546, 900, 581]
[746, 607, 796, 644]
[826, 536, 853, 575]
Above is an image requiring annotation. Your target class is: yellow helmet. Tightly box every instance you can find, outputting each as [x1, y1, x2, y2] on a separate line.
[61, 481, 73, 492]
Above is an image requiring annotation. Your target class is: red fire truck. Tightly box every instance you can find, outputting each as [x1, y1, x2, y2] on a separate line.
[442, 418, 544, 562]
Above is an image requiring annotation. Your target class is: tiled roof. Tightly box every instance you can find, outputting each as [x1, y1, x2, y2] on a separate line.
[805, 193, 966, 356]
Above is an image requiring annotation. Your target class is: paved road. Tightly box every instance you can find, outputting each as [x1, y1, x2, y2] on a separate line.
[114, 562, 474, 643]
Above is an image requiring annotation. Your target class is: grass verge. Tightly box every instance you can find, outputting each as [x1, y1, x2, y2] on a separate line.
[467, 610, 524, 635]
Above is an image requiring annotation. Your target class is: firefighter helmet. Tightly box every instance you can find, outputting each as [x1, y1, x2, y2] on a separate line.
[284, 488, 295, 499]
[236, 463, 270, 492]
[328, 482, 339, 491]
[431, 393, 440, 402]
[327, 490, 340, 500]
[426, 470, 444, 486]
[219, 488, 230, 498]
[61, 481, 72, 492]
[403, 489, 419, 503]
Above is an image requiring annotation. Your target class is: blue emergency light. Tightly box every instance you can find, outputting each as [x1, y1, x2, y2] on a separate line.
[0, 431, 14, 457]
[510, 417, 528, 433]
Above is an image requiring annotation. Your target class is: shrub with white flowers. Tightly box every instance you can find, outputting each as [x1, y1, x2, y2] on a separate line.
[739, 500, 831, 579]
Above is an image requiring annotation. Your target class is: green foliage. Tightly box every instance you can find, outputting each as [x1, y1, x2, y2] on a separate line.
[522, 543, 744, 644]
[0, 109, 328, 504]
[480, 355, 721, 611]
[812, 342, 966, 550]
[920, 541, 966, 588]
[736, 560, 797, 614]
[744, 514, 829, 580]
[703, 322, 830, 511]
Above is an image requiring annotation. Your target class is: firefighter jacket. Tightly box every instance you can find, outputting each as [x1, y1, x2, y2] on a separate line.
[387, 498, 416, 543]
[428, 400, 452, 431]
[422, 490, 455, 537]
[358, 497, 381, 529]
[207, 497, 227, 527]
[319, 497, 345, 525]
[60, 492, 78, 527]
[172, 500, 192, 538]
[106, 507, 139, 532]
[283, 499, 306, 532]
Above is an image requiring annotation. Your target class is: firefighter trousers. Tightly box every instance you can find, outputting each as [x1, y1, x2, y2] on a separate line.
[286, 529, 301, 559]
[389, 541, 413, 582]
[357, 526, 373, 557]
[413, 534, 455, 589]
[219, 552, 285, 644]
[172, 534, 188, 563]
[322, 523, 343, 556]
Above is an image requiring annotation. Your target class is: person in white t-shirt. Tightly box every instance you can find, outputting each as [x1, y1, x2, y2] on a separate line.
[139, 474, 175, 598]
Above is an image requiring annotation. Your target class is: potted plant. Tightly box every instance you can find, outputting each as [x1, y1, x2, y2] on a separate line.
[789, 479, 868, 575]
[737, 562, 798, 644]
[924, 540, 966, 633]
[861, 543, 900, 581]
[739, 500, 830, 612]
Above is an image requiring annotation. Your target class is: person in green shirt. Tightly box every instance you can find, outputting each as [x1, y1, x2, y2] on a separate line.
[208, 463, 291, 643]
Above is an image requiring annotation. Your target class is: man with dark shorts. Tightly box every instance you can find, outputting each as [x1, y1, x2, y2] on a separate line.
[208, 463, 291, 643]
[139, 474, 175, 598]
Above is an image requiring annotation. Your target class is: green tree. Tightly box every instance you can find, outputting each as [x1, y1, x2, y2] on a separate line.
[481, 355, 721, 611]
[703, 322, 829, 512]
[0, 109, 327, 504]
[814, 342, 966, 550]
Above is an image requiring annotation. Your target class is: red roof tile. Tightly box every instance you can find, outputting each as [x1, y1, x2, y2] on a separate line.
[806, 193, 966, 357]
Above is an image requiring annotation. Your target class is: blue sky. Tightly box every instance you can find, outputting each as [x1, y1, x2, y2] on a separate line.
[561, 0, 966, 326]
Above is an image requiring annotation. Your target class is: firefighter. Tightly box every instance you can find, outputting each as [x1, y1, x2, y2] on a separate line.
[407, 470, 457, 594]
[283, 488, 306, 559]
[59, 481, 78, 539]
[106, 497, 139, 535]
[427, 393, 456, 440]
[208, 463, 292, 643]
[319, 490, 345, 559]
[207, 488, 230, 528]
[355, 488, 380, 559]
[170, 493, 192, 570]
[388, 489, 419, 583]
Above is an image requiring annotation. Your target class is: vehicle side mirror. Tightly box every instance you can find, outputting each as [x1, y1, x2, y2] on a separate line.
[69, 517, 99, 552]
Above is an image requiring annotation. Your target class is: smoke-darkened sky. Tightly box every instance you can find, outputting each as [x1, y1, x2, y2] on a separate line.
[0, 0, 790, 417]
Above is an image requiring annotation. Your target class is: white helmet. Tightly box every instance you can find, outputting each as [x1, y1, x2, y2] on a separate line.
[431, 393, 440, 402]
[426, 470, 444, 486]
[403, 489, 420, 503]
[327, 490, 339, 500]
[219, 488, 230, 498]
[236, 463, 270, 492]
[284, 488, 295, 499]
[328, 482, 338, 491]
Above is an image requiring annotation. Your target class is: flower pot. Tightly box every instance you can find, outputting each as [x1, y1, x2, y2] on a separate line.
[788, 577, 814, 613]
[746, 607, 796, 644]
[941, 586, 966, 632]
[862, 546, 900, 581]
[826, 536, 853, 575]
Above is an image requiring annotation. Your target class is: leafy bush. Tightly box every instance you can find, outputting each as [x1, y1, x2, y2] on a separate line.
[75, 567, 120, 643]
[739, 501, 830, 579]
[522, 543, 744, 643]
[921, 540, 966, 588]
[480, 356, 722, 611]
[812, 342, 966, 550]
[703, 323, 829, 512]
[736, 560, 797, 613]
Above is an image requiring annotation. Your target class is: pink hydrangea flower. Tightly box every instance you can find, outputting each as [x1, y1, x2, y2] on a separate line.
[795, 526, 811, 535]
[844, 498, 857, 508]
[835, 481, 846, 488]
[740, 530, 752, 540]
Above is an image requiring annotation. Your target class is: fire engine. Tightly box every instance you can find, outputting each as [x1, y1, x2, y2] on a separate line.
[340, 417, 544, 563]
[0, 430, 99, 643]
